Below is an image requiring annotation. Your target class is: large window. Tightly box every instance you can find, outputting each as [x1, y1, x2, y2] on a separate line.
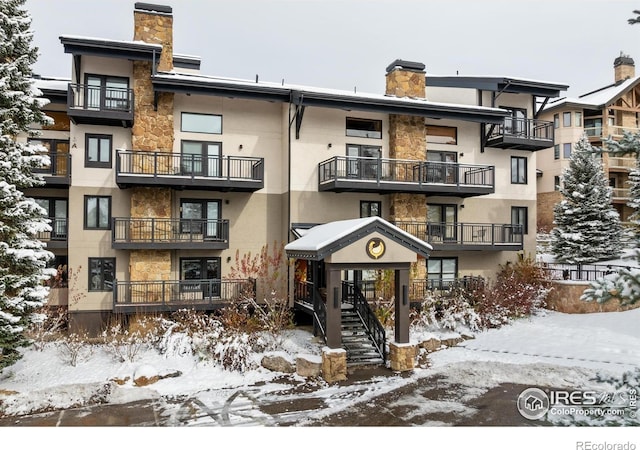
[181, 112, 222, 134]
[180, 199, 221, 237]
[511, 206, 528, 234]
[360, 201, 381, 218]
[346, 145, 381, 179]
[511, 156, 527, 184]
[426, 125, 457, 145]
[346, 117, 382, 139]
[29, 138, 70, 176]
[427, 204, 457, 241]
[427, 257, 457, 289]
[85, 74, 129, 111]
[85, 134, 112, 168]
[35, 198, 68, 240]
[88, 258, 115, 291]
[563, 143, 572, 158]
[181, 141, 222, 177]
[84, 196, 111, 230]
[563, 112, 572, 127]
[503, 107, 526, 135]
[180, 257, 221, 296]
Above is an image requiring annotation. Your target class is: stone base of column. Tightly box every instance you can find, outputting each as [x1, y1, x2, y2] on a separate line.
[321, 347, 347, 383]
[389, 341, 417, 372]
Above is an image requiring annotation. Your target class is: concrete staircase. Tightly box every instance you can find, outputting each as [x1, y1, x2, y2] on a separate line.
[341, 308, 385, 366]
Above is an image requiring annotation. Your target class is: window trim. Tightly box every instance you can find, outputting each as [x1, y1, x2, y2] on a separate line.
[346, 117, 382, 139]
[181, 112, 223, 134]
[510, 156, 528, 184]
[88, 257, 115, 292]
[360, 200, 382, 218]
[85, 134, 112, 168]
[563, 112, 572, 127]
[426, 125, 458, 145]
[84, 195, 112, 230]
[511, 206, 528, 234]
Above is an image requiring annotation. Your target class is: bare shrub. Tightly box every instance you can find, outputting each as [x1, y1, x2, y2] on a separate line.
[27, 306, 68, 351]
[58, 331, 93, 367]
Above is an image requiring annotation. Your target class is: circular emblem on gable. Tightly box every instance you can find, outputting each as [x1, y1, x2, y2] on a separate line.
[366, 238, 386, 260]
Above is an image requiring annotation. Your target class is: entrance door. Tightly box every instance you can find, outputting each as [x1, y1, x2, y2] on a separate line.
[427, 204, 457, 242]
[181, 141, 221, 177]
[346, 145, 380, 179]
[503, 107, 527, 137]
[85, 75, 129, 111]
[180, 199, 221, 239]
[35, 198, 68, 240]
[180, 257, 221, 297]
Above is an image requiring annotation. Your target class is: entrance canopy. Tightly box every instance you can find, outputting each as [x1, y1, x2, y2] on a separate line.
[285, 216, 432, 262]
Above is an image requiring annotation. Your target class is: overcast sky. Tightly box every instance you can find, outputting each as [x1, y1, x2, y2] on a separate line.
[25, 0, 640, 99]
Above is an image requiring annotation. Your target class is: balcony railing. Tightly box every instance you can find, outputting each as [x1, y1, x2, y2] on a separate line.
[113, 278, 255, 313]
[612, 188, 631, 200]
[393, 221, 524, 251]
[37, 218, 68, 248]
[33, 153, 71, 187]
[586, 125, 640, 140]
[112, 217, 229, 249]
[486, 118, 554, 151]
[318, 156, 494, 196]
[116, 150, 264, 191]
[67, 83, 134, 126]
[607, 156, 636, 171]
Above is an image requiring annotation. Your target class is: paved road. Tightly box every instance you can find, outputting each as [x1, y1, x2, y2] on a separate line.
[0, 367, 546, 427]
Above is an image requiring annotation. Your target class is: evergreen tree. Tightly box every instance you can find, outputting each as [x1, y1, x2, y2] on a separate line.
[550, 135, 623, 263]
[0, 0, 55, 369]
[582, 131, 640, 305]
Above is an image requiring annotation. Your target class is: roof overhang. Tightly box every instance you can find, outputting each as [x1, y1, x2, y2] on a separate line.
[60, 35, 163, 62]
[427, 76, 569, 98]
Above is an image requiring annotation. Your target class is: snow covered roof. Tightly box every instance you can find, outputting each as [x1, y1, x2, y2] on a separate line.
[543, 76, 640, 113]
[426, 74, 569, 97]
[285, 217, 432, 261]
[152, 71, 509, 124]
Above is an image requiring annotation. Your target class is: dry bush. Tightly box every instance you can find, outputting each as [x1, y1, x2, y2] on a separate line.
[58, 331, 93, 367]
[27, 306, 68, 350]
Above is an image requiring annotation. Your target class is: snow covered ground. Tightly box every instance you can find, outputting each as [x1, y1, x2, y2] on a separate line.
[2, 307, 640, 448]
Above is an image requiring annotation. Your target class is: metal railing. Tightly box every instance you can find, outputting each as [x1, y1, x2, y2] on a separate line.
[37, 218, 68, 242]
[68, 83, 133, 113]
[488, 117, 553, 141]
[344, 282, 386, 363]
[607, 156, 636, 170]
[394, 221, 523, 246]
[113, 278, 255, 308]
[319, 156, 494, 188]
[34, 152, 72, 179]
[117, 150, 264, 182]
[112, 217, 229, 245]
[541, 263, 629, 281]
[612, 188, 631, 199]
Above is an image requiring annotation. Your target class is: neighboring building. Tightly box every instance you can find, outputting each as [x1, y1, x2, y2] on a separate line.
[25, 3, 567, 334]
[538, 54, 640, 230]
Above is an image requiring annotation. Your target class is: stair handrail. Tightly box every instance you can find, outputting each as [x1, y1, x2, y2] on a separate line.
[351, 283, 386, 363]
[313, 284, 327, 344]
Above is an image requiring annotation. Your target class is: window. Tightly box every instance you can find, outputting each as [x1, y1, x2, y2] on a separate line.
[554, 144, 560, 160]
[180, 199, 222, 237]
[181, 112, 222, 134]
[427, 258, 457, 289]
[85, 134, 112, 168]
[511, 156, 527, 184]
[511, 206, 528, 234]
[84, 196, 111, 229]
[563, 112, 572, 127]
[584, 118, 602, 137]
[503, 107, 526, 135]
[181, 141, 222, 177]
[85, 74, 130, 111]
[554, 176, 560, 191]
[426, 125, 457, 145]
[575, 112, 582, 127]
[180, 257, 221, 296]
[346, 145, 381, 179]
[427, 204, 457, 241]
[29, 138, 70, 176]
[563, 143, 572, 158]
[554, 114, 560, 129]
[360, 201, 381, 218]
[35, 198, 68, 240]
[88, 258, 115, 291]
[346, 117, 382, 139]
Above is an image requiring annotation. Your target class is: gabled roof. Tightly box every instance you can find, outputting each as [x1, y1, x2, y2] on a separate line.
[543, 76, 640, 113]
[284, 217, 432, 261]
[426, 75, 569, 98]
[152, 71, 509, 124]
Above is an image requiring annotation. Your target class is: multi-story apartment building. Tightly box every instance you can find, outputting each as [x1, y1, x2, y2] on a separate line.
[26, 3, 567, 354]
[538, 54, 640, 230]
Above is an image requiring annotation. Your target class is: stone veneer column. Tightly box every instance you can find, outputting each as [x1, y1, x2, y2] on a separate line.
[385, 61, 428, 280]
[129, 5, 175, 283]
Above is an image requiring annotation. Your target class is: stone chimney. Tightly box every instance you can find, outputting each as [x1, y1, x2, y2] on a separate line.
[385, 59, 426, 98]
[614, 52, 635, 82]
[133, 3, 174, 72]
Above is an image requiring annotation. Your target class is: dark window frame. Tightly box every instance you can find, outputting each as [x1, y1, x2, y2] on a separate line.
[85, 133, 112, 168]
[511, 206, 528, 234]
[181, 112, 223, 134]
[360, 200, 382, 218]
[179, 198, 222, 235]
[427, 257, 458, 288]
[554, 144, 560, 160]
[554, 114, 560, 129]
[88, 257, 115, 292]
[554, 176, 561, 191]
[84, 74, 130, 111]
[346, 117, 382, 139]
[511, 156, 528, 184]
[180, 140, 223, 177]
[84, 195, 111, 230]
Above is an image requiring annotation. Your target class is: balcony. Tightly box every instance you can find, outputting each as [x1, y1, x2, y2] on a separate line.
[113, 278, 254, 314]
[67, 83, 134, 127]
[318, 157, 494, 197]
[112, 218, 229, 250]
[485, 118, 554, 151]
[607, 156, 636, 172]
[586, 125, 640, 142]
[33, 153, 71, 187]
[116, 150, 264, 192]
[393, 221, 524, 251]
[36, 218, 68, 249]
[612, 188, 631, 203]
